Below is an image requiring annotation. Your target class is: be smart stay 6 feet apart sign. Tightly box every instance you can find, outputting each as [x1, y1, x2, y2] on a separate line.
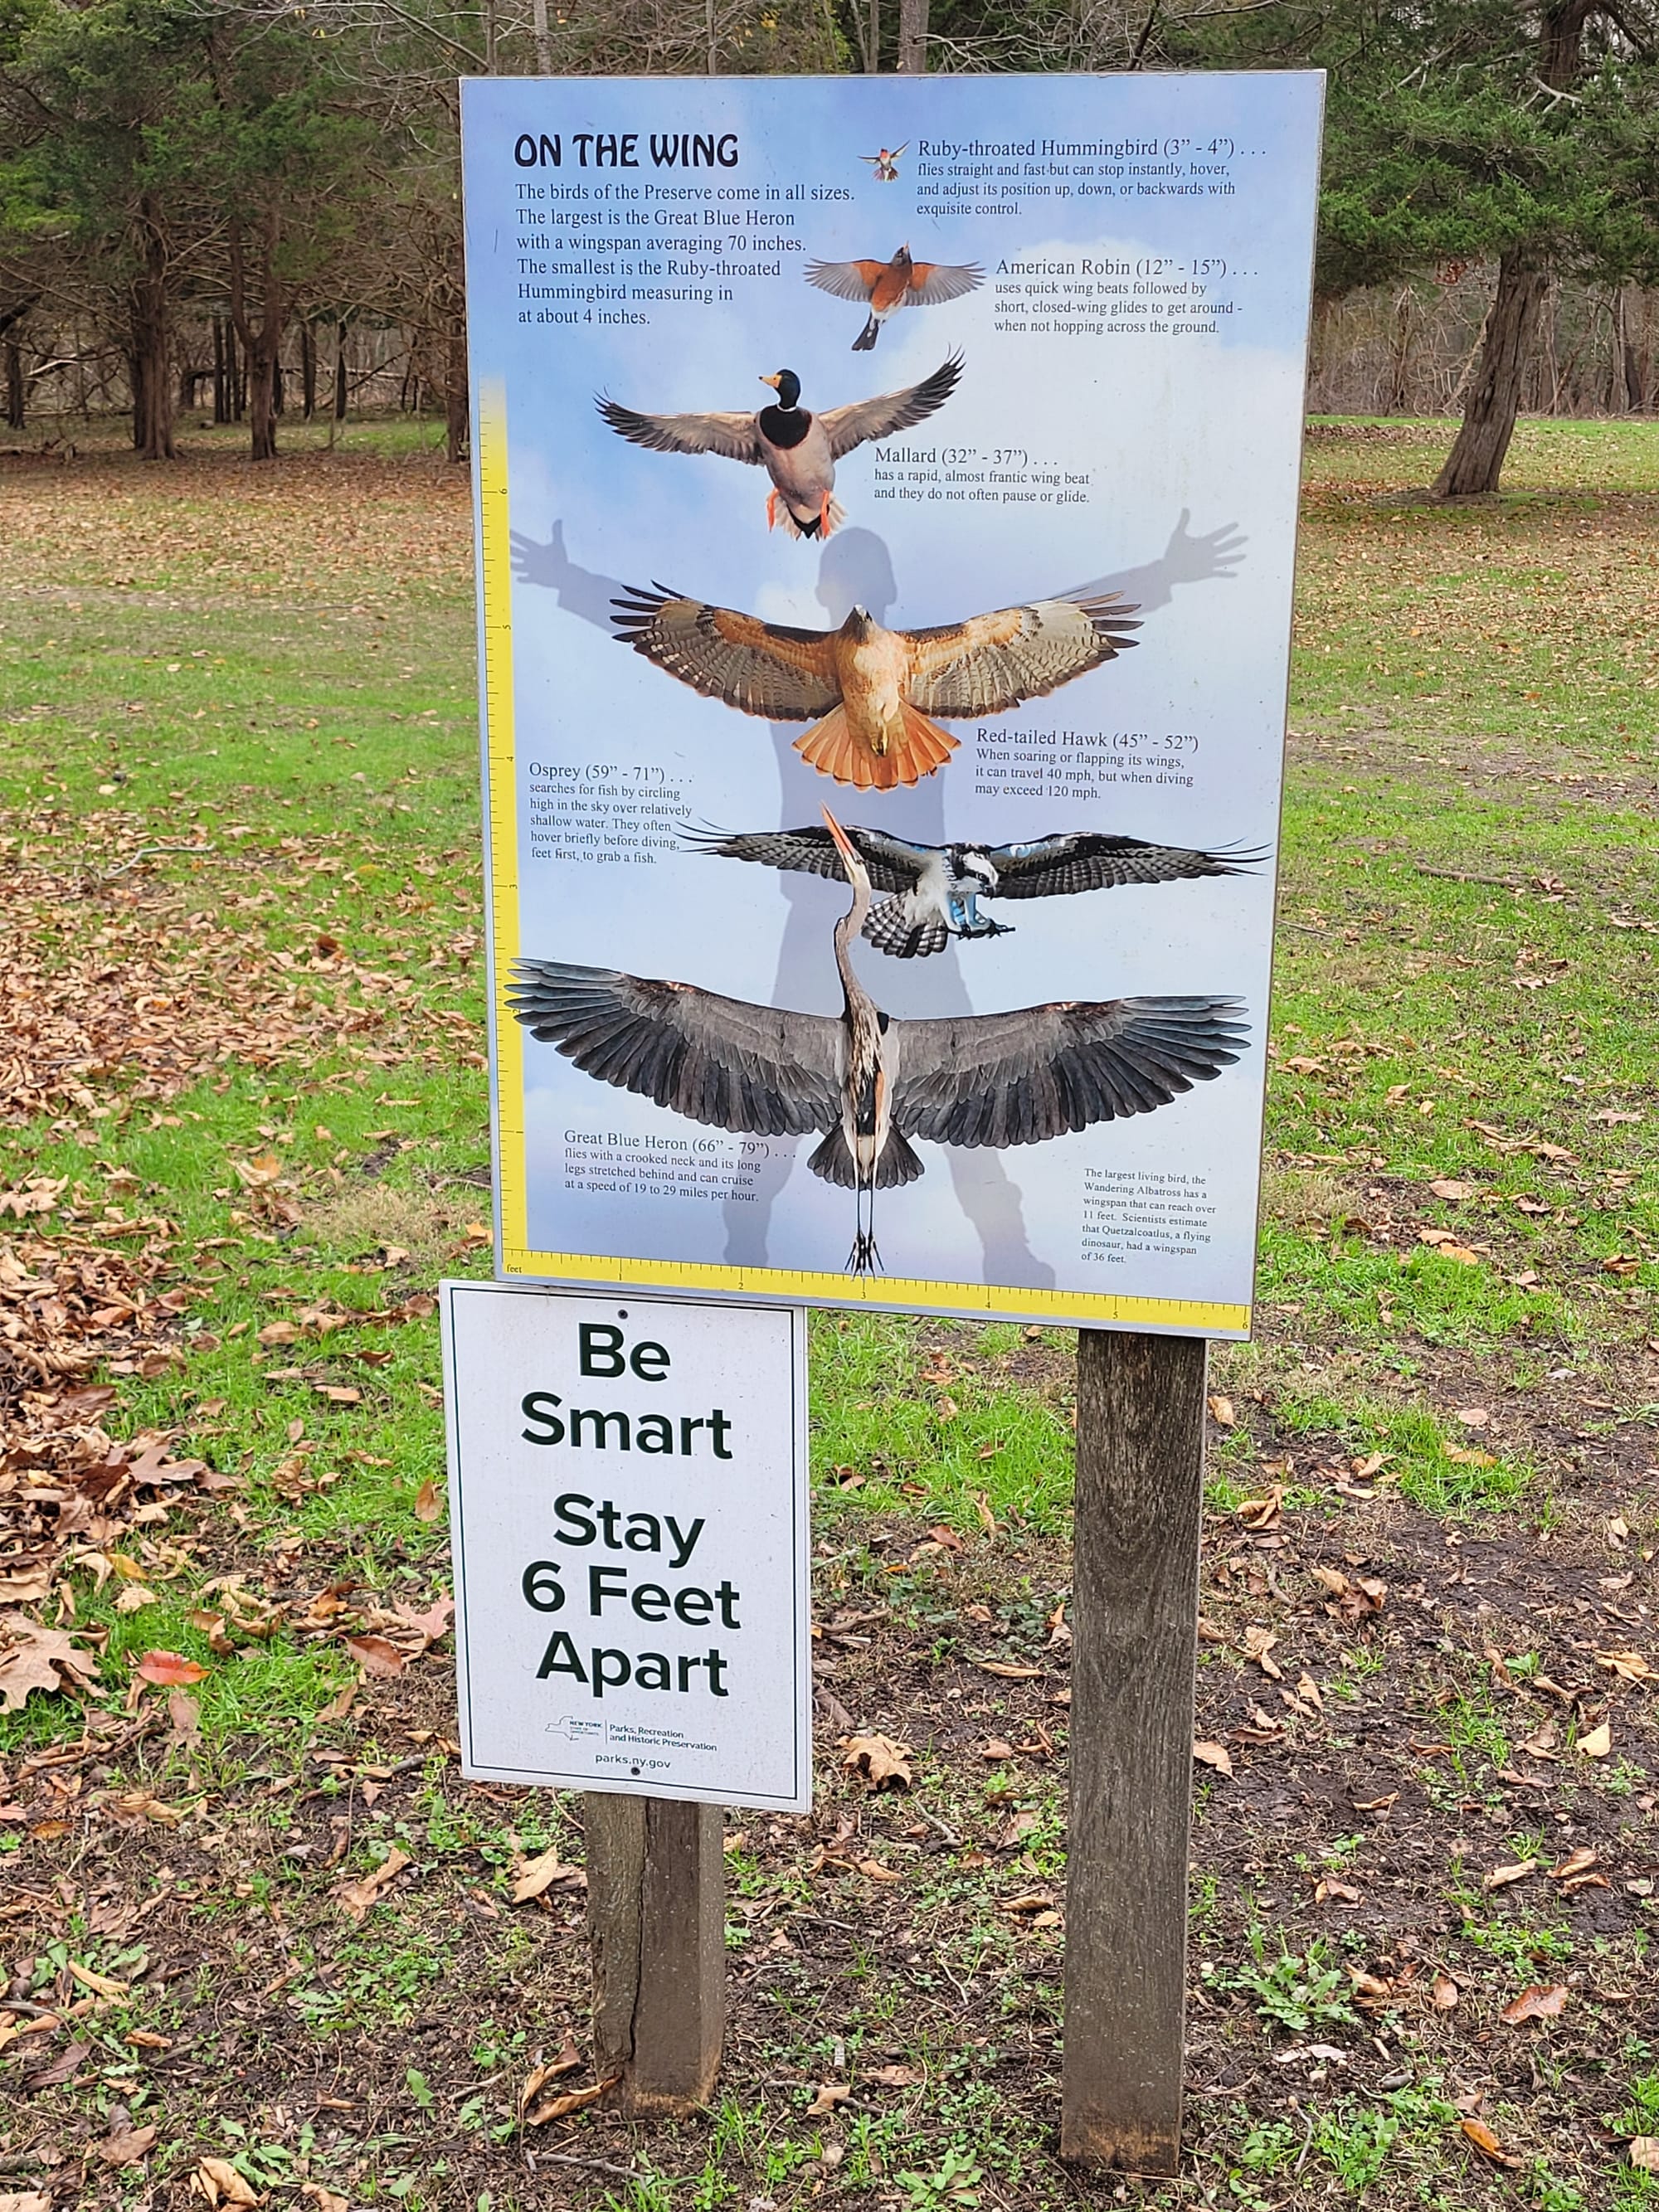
[441, 1282, 811, 1811]
[462, 71, 1321, 1335]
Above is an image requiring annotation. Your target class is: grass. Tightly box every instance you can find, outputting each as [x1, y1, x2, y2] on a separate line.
[1, 411, 1656, 2209]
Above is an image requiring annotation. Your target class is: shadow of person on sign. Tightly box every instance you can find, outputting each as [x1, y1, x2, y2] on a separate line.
[508, 510, 1248, 1286]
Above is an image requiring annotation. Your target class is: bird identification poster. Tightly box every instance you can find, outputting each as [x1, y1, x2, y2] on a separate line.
[442, 1281, 811, 1810]
[460, 70, 1324, 1336]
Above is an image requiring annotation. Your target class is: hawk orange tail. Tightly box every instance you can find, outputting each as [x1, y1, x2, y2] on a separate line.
[794, 702, 957, 791]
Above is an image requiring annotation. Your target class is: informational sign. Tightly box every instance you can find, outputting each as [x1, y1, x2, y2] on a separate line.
[441, 1281, 811, 1811]
[461, 71, 1324, 1337]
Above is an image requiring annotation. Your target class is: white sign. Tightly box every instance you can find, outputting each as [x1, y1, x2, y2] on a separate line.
[461, 70, 1324, 1338]
[441, 1281, 811, 1811]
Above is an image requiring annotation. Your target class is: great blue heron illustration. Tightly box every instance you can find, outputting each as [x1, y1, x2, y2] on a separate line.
[681, 821, 1269, 959]
[507, 813, 1250, 1277]
[596, 356, 963, 541]
[610, 584, 1141, 793]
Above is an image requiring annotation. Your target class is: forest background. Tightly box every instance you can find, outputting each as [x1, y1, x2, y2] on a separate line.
[5, 0, 1659, 490]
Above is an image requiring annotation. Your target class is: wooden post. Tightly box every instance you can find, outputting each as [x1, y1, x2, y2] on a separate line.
[586, 1793, 725, 2117]
[1062, 1327, 1207, 2176]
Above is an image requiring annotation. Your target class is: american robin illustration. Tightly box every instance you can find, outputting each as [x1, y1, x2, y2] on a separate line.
[807, 244, 983, 351]
[610, 585, 1140, 793]
[596, 356, 963, 540]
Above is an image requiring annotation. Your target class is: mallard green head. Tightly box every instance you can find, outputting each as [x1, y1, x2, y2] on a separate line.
[760, 369, 802, 409]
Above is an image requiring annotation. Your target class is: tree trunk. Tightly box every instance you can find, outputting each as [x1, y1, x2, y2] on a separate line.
[3, 340, 22, 430]
[129, 197, 176, 461]
[334, 318, 348, 421]
[213, 318, 229, 423]
[300, 319, 316, 419]
[1432, 253, 1548, 497]
[445, 317, 469, 464]
[896, 0, 927, 72]
[229, 217, 282, 462]
[532, 0, 552, 70]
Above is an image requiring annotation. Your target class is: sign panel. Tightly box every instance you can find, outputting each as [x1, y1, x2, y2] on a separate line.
[461, 71, 1325, 1336]
[442, 1281, 810, 1811]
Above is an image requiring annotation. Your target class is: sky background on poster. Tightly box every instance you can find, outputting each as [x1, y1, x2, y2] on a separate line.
[462, 73, 1322, 1305]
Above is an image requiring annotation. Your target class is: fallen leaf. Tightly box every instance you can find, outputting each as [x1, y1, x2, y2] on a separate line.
[1241, 1624, 1282, 1680]
[22, 2038, 89, 2090]
[1550, 1847, 1598, 1882]
[344, 1635, 406, 1679]
[1460, 2116, 1522, 2168]
[1235, 1488, 1282, 1530]
[333, 1845, 411, 1923]
[1501, 1984, 1568, 2025]
[1630, 2139, 1659, 2173]
[841, 1733, 912, 1789]
[1207, 1394, 1236, 1427]
[135, 1650, 210, 1687]
[301, 2187, 349, 2212]
[858, 1857, 901, 1883]
[67, 1959, 130, 2000]
[168, 1688, 202, 1752]
[980, 1740, 1016, 1762]
[1430, 1178, 1477, 1199]
[1315, 1875, 1360, 1903]
[1193, 1739, 1233, 1777]
[806, 2082, 853, 2117]
[518, 2039, 582, 2112]
[512, 1848, 582, 1903]
[0, 2196, 51, 2212]
[413, 1478, 443, 1523]
[1596, 1649, 1655, 1684]
[1001, 1891, 1055, 1913]
[974, 1660, 1042, 1680]
[868, 2063, 924, 2088]
[1577, 1721, 1612, 1760]
[0, 1614, 102, 1710]
[1484, 1859, 1538, 1891]
[1453, 1407, 1490, 1429]
[1432, 1976, 1459, 2011]
[98, 2121, 158, 2166]
[196, 2155, 260, 2205]
[523, 2074, 616, 2126]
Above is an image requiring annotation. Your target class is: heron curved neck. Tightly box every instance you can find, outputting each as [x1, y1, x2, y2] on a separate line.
[833, 887, 872, 1009]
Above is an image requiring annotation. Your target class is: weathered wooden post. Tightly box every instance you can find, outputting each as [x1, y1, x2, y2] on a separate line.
[1062, 1329, 1208, 2175]
[587, 1795, 726, 2116]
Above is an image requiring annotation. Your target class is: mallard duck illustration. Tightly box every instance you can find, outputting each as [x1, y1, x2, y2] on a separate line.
[508, 811, 1249, 1276]
[807, 245, 983, 350]
[596, 357, 962, 541]
[611, 585, 1140, 793]
[681, 824, 1267, 957]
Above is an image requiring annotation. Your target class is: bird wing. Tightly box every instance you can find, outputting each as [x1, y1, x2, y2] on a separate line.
[611, 585, 844, 721]
[888, 995, 1248, 1148]
[595, 396, 763, 464]
[903, 594, 1141, 717]
[806, 258, 891, 303]
[508, 960, 843, 1138]
[906, 261, 984, 304]
[815, 355, 965, 459]
[980, 834, 1267, 901]
[679, 822, 930, 894]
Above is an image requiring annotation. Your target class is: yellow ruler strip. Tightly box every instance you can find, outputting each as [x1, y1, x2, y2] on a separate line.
[477, 382, 530, 1262]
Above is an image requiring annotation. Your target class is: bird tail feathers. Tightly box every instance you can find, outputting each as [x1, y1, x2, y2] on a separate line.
[852, 314, 879, 352]
[809, 1125, 923, 1190]
[864, 898, 950, 960]
[777, 493, 846, 542]
[794, 703, 957, 793]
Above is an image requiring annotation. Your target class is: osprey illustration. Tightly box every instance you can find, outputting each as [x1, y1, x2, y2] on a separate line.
[681, 823, 1267, 958]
